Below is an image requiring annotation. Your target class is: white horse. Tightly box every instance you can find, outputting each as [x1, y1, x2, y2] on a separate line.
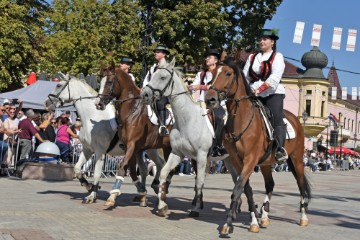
[141, 59, 239, 217]
[45, 77, 159, 206]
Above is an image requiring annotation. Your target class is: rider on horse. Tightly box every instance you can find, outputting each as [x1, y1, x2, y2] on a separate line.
[119, 56, 136, 82]
[243, 29, 288, 162]
[142, 44, 170, 136]
[189, 48, 226, 156]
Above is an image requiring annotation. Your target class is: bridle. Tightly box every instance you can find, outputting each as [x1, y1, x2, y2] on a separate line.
[47, 79, 71, 107]
[47, 78, 100, 107]
[209, 66, 239, 102]
[143, 67, 175, 100]
[99, 73, 117, 106]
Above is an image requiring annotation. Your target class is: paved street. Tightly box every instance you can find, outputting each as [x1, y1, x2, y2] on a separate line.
[0, 169, 359, 240]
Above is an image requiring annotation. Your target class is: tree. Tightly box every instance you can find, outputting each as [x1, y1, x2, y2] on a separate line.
[40, 0, 114, 76]
[0, 0, 50, 90]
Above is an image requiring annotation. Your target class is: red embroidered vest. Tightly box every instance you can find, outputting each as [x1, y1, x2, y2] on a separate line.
[248, 51, 277, 83]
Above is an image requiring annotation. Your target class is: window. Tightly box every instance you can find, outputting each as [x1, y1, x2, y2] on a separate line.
[344, 117, 347, 129]
[321, 101, 325, 117]
[305, 100, 311, 116]
[306, 90, 312, 95]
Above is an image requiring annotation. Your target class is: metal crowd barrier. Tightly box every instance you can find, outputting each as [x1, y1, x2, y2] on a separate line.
[71, 144, 123, 178]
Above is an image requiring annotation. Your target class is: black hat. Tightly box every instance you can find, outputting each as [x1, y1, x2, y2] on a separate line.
[204, 49, 221, 59]
[259, 29, 279, 40]
[119, 56, 134, 65]
[153, 45, 170, 55]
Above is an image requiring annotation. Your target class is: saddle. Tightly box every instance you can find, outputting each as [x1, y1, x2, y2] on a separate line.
[253, 99, 295, 140]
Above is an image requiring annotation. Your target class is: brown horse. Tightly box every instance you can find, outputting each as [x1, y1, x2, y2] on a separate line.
[96, 67, 172, 208]
[205, 58, 311, 235]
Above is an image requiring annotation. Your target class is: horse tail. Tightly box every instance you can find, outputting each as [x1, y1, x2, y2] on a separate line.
[287, 158, 312, 204]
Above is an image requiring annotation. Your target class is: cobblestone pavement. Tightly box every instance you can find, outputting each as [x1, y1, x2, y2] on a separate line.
[0, 170, 359, 240]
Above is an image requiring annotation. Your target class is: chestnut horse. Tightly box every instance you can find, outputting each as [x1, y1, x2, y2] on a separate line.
[205, 58, 311, 235]
[96, 67, 172, 208]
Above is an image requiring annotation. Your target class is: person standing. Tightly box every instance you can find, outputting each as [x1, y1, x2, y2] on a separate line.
[142, 44, 170, 136]
[56, 117, 78, 163]
[3, 107, 21, 166]
[0, 105, 9, 166]
[242, 29, 287, 162]
[17, 109, 46, 160]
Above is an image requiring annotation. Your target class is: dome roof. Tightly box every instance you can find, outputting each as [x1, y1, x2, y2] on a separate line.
[301, 46, 328, 79]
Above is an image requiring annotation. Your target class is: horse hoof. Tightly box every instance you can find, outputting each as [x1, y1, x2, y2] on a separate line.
[82, 198, 95, 204]
[157, 205, 168, 217]
[248, 224, 260, 233]
[220, 223, 233, 235]
[299, 219, 309, 226]
[189, 211, 199, 218]
[260, 218, 270, 227]
[104, 199, 115, 207]
[139, 199, 147, 207]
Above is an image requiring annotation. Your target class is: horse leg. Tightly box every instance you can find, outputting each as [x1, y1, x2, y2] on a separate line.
[83, 157, 104, 204]
[74, 150, 102, 204]
[132, 152, 148, 207]
[287, 157, 311, 226]
[157, 153, 182, 217]
[258, 164, 274, 227]
[105, 143, 136, 208]
[189, 152, 207, 217]
[147, 148, 166, 194]
[223, 155, 243, 212]
[74, 152, 91, 190]
[221, 170, 257, 235]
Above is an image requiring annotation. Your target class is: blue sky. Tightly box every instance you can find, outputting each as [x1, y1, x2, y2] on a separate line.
[264, 0, 360, 89]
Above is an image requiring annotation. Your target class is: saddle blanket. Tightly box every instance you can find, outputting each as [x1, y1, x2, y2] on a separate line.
[284, 118, 295, 139]
[147, 106, 214, 138]
[147, 105, 175, 126]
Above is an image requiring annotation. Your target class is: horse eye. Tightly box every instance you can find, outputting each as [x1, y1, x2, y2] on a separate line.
[225, 72, 232, 77]
[56, 84, 62, 88]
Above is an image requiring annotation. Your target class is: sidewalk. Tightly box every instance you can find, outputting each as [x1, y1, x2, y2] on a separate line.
[0, 170, 359, 240]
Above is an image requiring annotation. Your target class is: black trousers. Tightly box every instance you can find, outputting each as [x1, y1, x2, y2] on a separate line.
[259, 94, 285, 127]
[156, 96, 170, 125]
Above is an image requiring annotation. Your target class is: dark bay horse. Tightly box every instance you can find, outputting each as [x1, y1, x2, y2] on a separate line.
[96, 67, 172, 208]
[205, 59, 311, 235]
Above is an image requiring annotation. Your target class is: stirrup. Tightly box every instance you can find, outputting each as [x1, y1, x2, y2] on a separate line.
[159, 126, 169, 136]
[275, 147, 288, 162]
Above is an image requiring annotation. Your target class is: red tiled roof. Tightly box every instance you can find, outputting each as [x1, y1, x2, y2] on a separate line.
[327, 65, 360, 106]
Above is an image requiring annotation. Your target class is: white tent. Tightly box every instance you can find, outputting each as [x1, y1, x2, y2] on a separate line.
[0, 80, 75, 112]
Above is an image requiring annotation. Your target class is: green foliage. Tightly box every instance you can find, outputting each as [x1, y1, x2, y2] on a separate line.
[0, 0, 49, 90]
[0, 0, 282, 90]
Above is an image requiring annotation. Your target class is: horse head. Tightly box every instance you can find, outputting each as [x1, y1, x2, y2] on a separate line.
[205, 57, 253, 109]
[141, 58, 179, 104]
[45, 78, 72, 111]
[96, 63, 116, 110]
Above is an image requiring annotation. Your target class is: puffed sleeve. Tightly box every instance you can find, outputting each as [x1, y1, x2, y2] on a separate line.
[265, 52, 285, 90]
[242, 55, 252, 83]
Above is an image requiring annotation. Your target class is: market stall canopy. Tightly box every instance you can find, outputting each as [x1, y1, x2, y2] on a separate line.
[0, 80, 75, 111]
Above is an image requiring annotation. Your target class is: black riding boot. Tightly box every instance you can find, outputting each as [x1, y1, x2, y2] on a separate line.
[158, 109, 169, 136]
[274, 125, 288, 162]
[212, 110, 225, 157]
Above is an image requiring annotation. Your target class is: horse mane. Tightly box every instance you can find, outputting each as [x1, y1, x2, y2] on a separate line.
[159, 59, 203, 105]
[223, 57, 254, 97]
[69, 77, 98, 96]
[114, 67, 140, 92]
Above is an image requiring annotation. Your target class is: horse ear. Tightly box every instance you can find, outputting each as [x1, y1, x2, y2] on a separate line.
[170, 57, 176, 68]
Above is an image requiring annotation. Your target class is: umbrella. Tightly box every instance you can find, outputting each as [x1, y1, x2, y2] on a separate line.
[328, 146, 353, 155]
